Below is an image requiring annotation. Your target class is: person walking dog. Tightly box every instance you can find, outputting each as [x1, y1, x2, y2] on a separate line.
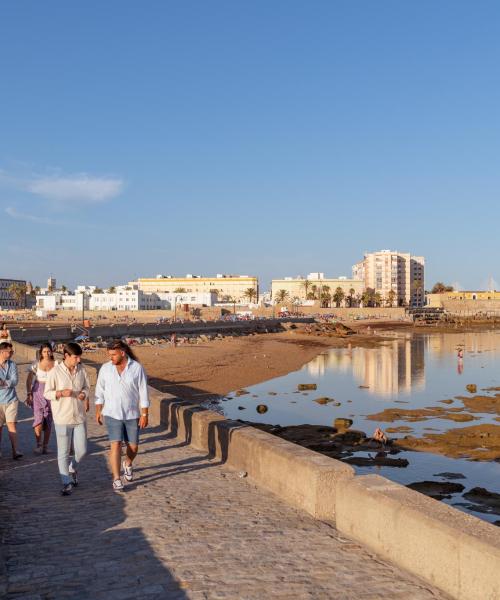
[94, 340, 149, 491]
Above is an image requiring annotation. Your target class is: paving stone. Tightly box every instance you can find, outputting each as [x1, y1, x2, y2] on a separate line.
[0, 365, 449, 599]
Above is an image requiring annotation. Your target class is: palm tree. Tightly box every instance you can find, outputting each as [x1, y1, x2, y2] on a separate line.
[301, 279, 312, 300]
[333, 287, 345, 308]
[226, 295, 237, 313]
[348, 288, 356, 307]
[60, 284, 68, 293]
[291, 296, 301, 314]
[361, 288, 374, 307]
[94, 287, 104, 294]
[274, 289, 290, 304]
[319, 285, 331, 308]
[431, 282, 454, 294]
[108, 286, 116, 293]
[243, 287, 257, 304]
[8, 283, 27, 308]
[320, 291, 332, 308]
[373, 292, 383, 307]
[387, 289, 397, 307]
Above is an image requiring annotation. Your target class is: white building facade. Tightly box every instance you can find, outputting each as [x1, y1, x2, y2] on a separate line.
[36, 293, 89, 311]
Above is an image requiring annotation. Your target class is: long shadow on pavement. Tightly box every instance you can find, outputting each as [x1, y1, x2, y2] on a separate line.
[0, 402, 189, 600]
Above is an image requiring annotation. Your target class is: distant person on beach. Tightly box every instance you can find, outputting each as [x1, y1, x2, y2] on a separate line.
[95, 339, 149, 492]
[44, 343, 90, 496]
[26, 343, 56, 454]
[0, 342, 23, 459]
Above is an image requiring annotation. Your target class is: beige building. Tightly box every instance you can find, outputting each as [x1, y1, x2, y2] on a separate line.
[130, 274, 258, 303]
[352, 250, 425, 307]
[271, 274, 364, 306]
[427, 290, 500, 306]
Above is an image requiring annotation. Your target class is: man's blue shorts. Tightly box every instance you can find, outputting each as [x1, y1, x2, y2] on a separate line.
[104, 416, 140, 445]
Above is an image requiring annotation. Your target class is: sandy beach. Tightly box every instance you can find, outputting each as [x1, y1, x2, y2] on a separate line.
[84, 328, 382, 401]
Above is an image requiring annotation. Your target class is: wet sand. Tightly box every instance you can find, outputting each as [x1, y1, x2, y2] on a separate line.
[84, 329, 384, 401]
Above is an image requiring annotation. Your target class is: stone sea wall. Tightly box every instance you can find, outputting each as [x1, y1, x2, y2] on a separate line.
[149, 392, 500, 600]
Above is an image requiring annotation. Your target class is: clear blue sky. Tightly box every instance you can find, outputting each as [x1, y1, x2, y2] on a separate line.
[1, 1, 499, 291]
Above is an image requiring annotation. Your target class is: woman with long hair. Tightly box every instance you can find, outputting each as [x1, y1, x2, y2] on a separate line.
[26, 342, 55, 454]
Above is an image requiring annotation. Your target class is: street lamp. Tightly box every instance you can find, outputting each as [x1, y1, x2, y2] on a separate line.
[173, 295, 181, 321]
[80, 291, 85, 328]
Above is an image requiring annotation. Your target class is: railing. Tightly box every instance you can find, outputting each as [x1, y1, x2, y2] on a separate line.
[70, 323, 89, 337]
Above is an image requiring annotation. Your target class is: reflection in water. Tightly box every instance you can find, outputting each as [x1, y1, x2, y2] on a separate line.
[223, 330, 500, 524]
[426, 330, 500, 358]
[307, 337, 425, 397]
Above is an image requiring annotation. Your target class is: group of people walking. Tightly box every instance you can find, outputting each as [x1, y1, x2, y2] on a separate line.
[0, 338, 149, 495]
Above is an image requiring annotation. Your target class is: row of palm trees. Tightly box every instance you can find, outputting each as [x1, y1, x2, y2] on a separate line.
[273, 286, 401, 308]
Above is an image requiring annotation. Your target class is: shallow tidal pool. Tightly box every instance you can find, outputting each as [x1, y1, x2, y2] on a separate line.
[209, 329, 500, 525]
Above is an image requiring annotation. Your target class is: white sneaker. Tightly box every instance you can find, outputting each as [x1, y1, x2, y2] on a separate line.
[112, 478, 124, 492]
[122, 460, 133, 482]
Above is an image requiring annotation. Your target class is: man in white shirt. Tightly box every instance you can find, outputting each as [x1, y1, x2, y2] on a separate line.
[94, 340, 149, 491]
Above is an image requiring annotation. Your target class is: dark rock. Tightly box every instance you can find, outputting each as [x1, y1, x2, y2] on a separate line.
[235, 389, 250, 397]
[298, 383, 317, 391]
[466, 384, 477, 394]
[344, 455, 409, 468]
[433, 472, 466, 480]
[336, 429, 365, 443]
[406, 481, 465, 500]
[237, 406, 246, 410]
[256, 404, 268, 414]
[462, 487, 500, 515]
[334, 418, 353, 430]
[314, 397, 333, 405]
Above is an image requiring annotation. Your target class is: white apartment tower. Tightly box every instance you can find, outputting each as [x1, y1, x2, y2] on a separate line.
[352, 250, 425, 307]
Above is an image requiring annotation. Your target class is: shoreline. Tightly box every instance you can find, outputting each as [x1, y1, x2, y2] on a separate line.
[84, 329, 380, 401]
[81, 319, 500, 401]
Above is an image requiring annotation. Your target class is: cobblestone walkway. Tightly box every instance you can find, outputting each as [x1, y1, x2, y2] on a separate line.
[0, 365, 448, 599]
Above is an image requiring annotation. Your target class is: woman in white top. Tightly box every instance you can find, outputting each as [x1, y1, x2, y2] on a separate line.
[26, 343, 55, 454]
